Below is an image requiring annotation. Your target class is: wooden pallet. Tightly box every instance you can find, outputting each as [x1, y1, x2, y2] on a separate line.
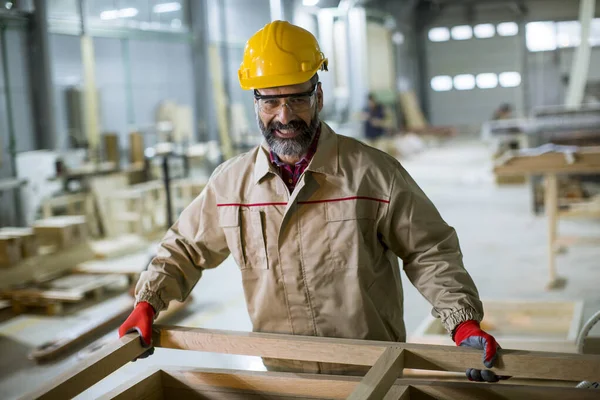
[1, 273, 128, 315]
[23, 326, 600, 400]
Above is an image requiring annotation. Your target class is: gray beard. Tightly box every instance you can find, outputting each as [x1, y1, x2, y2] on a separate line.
[257, 108, 320, 158]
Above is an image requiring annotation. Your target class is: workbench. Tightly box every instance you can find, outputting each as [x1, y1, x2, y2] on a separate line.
[494, 145, 600, 289]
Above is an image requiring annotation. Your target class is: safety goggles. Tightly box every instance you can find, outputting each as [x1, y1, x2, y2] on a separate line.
[254, 84, 318, 115]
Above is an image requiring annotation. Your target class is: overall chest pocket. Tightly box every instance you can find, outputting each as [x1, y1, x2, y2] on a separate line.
[218, 206, 268, 270]
[325, 199, 380, 270]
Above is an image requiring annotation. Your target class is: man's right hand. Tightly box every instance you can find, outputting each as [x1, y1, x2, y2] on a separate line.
[118, 301, 156, 359]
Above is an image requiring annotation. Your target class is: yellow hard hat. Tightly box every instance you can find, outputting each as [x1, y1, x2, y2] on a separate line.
[238, 20, 328, 90]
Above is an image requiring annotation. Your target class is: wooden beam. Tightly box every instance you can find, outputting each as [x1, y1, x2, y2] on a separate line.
[383, 385, 411, 400]
[21, 333, 146, 400]
[348, 347, 404, 400]
[152, 368, 600, 400]
[96, 368, 163, 400]
[161, 368, 360, 399]
[408, 379, 600, 400]
[153, 325, 600, 382]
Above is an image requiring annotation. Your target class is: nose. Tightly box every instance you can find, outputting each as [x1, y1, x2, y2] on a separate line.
[277, 103, 294, 125]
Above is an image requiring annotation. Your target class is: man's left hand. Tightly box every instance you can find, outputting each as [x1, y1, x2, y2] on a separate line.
[453, 320, 504, 383]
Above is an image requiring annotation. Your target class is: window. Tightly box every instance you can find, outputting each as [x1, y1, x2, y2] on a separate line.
[557, 21, 581, 48]
[453, 74, 475, 90]
[474, 24, 495, 39]
[431, 76, 453, 92]
[590, 18, 600, 46]
[476, 73, 498, 89]
[429, 27, 450, 42]
[499, 72, 521, 87]
[497, 22, 519, 36]
[451, 25, 473, 40]
[526, 21, 557, 51]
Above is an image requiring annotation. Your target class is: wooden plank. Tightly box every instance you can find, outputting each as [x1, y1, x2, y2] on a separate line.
[161, 368, 360, 399]
[96, 368, 163, 400]
[153, 326, 600, 382]
[20, 333, 146, 400]
[28, 296, 133, 362]
[157, 369, 599, 400]
[545, 174, 568, 290]
[348, 347, 404, 400]
[408, 379, 600, 400]
[383, 385, 411, 400]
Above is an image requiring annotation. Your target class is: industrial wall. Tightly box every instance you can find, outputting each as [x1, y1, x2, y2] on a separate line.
[424, 0, 600, 127]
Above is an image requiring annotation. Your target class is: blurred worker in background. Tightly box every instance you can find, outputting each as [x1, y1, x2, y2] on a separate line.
[363, 92, 387, 143]
[492, 103, 513, 120]
[120, 20, 501, 383]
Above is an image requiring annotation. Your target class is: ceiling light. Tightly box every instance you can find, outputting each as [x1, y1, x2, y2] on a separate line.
[303, 0, 320, 6]
[451, 25, 473, 40]
[453, 74, 475, 90]
[153, 2, 182, 13]
[100, 8, 139, 20]
[497, 22, 518, 36]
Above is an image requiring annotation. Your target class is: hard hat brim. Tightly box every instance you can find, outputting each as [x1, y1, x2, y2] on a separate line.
[239, 59, 327, 91]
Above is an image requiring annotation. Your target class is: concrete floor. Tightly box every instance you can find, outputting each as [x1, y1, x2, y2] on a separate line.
[1, 137, 599, 399]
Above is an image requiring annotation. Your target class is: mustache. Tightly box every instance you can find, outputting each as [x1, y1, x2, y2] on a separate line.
[267, 120, 309, 133]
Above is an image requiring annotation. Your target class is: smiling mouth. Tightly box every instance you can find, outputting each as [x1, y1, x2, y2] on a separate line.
[274, 129, 300, 138]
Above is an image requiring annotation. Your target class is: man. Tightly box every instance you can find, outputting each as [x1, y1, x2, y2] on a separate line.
[363, 92, 386, 142]
[119, 20, 500, 382]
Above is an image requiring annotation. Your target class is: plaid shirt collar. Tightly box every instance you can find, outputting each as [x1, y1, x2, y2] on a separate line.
[268, 125, 321, 169]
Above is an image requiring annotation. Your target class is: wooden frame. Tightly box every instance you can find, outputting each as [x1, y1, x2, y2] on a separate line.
[24, 326, 600, 400]
[494, 146, 600, 289]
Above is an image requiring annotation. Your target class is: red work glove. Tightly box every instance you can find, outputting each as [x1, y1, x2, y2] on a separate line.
[453, 320, 504, 383]
[118, 302, 155, 359]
